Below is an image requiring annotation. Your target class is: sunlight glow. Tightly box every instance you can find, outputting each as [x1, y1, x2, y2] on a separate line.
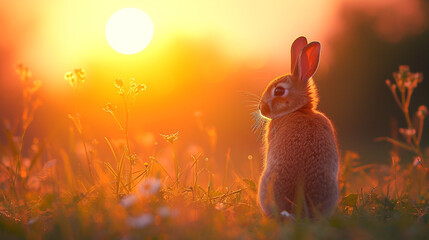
[105, 8, 154, 54]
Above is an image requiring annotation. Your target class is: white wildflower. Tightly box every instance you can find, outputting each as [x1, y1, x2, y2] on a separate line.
[157, 206, 171, 218]
[126, 214, 154, 228]
[138, 178, 161, 197]
[44, 159, 56, 169]
[28, 217, 39, 225]
[280, 210, 295, 220]
[413, 157, 422, 167]
[215, 203, 225, 210]
[120, 194, 138, 208]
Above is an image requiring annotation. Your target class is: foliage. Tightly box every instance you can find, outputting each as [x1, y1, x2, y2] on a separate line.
[376, 66, 428, 170]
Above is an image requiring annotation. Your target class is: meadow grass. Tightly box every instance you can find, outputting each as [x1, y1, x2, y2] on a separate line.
[0, 65, 428, 239]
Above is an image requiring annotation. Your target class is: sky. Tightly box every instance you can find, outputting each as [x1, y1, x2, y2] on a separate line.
[0, 0, 341, 83]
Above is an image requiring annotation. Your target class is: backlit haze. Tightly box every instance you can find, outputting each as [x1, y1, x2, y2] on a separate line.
[1, 0, 428, 177]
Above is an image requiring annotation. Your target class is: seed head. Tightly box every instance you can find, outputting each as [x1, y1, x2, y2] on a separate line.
[64, 68, 85, 89]
[399, 128, 416, 136]
[16, 63, 32, 82]
[160, 131, 179, 144]
[385, 79, 391, 86]
[74, 68, 85, 81]
[103, 102, 117, 114]
[417, 105, 428, 119]
[134, 83, 147, 94]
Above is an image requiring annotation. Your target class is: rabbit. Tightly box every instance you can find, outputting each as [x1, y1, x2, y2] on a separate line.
[257, 36, 339, 218]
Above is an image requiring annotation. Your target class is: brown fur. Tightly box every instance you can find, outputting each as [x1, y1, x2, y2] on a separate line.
[258, 37, 339, 218]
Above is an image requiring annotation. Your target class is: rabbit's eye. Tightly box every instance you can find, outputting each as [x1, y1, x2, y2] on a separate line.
[274, 86, 286, 97]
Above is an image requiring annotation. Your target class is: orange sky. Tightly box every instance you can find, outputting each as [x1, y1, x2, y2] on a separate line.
[0, 0, 343, 89]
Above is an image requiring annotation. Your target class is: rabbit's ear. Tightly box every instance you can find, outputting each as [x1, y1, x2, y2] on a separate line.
[291, 36, 308, 72]
[294, 41, 321, 82]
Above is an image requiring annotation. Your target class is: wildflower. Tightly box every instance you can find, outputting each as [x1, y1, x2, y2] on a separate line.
[157, 206, 171, 218]
[394, 66, 409, 84]
[120, 194, 139, 208]
[134, 83, 147, 94]
[280, 210, 295, 220]
[138, 178, 161, 197]
[413, 73, 423, 84]
[16, 63, 32, 82]
[29, 80, 42, 94]
[413, 157, 422, 167]
[417, 105, 428, 119]
[215, 203, 225, 210]
[144, 162, 149, 168]
[403, 81, 411, 88]
[64, 72, 75, 86]
[397, 79, 403, 88]
[392, 65, 423, 91]
[64, 68, 85, 89]
[28, 217, 39, 225]
[385, 79, 391, 86]
[64, 72, 73, 80]
[74, 68, 85, 81]
[399, 128, 415, 137]
[248, 155, 253, 160]
[118, 88, 125, 96]
[160, 131, 179, 144]
[103, 102, 117, 114]
[130, 153, 137, 165]
[130, 78, 136, 87]
[43, 159, 56, 169]
[404, 73, 423, 89]
[399, 65, 409, 74]
[114, 78, 123, 88]
[126, 214, 154, 228]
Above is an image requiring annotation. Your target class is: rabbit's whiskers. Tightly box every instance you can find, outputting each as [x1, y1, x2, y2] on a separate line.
[251, 110, 267, 141]
[241, 91, 267, 140]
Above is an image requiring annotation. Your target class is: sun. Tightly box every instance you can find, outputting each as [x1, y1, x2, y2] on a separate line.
[105, 8, 154, 55]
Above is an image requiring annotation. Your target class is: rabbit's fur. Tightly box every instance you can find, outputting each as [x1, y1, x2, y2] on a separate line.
[258, 37, 339, 218]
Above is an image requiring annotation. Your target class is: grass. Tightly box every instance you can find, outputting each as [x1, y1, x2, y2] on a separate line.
[0, 65, 428, 239]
